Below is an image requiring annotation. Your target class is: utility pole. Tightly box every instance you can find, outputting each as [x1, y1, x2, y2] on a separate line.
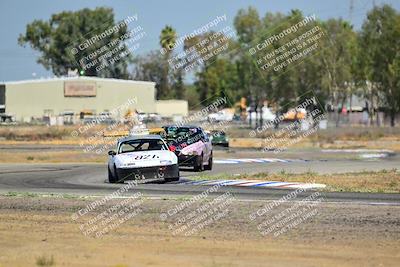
[349, 0, 354, 21]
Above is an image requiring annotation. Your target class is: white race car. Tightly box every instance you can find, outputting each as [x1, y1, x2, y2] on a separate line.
[107, 135, 179, 183]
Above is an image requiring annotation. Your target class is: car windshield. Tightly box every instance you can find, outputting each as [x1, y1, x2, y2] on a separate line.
[212, 131, 225, 137]
[164, 127, 203, 145]
[118, 139, 167, 154]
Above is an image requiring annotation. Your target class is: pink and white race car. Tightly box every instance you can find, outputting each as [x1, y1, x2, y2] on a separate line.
[162, 126, 213, 172]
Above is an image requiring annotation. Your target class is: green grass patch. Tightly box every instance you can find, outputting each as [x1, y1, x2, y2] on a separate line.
[191, 169, 400, 193]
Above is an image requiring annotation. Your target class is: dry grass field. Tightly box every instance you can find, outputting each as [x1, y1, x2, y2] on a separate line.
[0, 196, 399, 267]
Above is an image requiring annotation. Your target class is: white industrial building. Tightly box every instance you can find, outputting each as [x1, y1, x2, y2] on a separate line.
[0, 77, 188, 122]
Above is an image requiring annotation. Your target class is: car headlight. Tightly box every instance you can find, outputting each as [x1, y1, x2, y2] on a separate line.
[182, 150, 198, 156]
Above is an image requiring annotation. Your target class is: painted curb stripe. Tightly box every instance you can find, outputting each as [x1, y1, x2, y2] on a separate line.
[275, 183, 301, 188]
[182, 179, 326, 189]
[252, 181, 282, 187]
[202, 180, 231, 185]
[213, 160, 240, 164]
[234, 181, 277, 187]
[213, 158, 308, 164]
[187, 180, 214, 185]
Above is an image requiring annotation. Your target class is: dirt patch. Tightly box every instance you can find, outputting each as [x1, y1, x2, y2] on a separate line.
[0, 196, 399, 267]
[0, 150, 106, 163]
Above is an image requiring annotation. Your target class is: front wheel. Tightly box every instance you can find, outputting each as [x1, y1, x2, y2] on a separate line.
[194, 155, 204, 172]
[108, 167, 117, 183]
[204, 154, 213, 170]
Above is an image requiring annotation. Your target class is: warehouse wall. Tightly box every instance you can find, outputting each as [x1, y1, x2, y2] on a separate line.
[156, 100, 188, 117]
[5, 77, 156, 121]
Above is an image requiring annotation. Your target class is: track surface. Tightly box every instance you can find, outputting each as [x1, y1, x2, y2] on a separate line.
[1, 152, 400, 204]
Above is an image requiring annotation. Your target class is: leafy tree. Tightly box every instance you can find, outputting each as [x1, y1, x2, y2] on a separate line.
[132, 51, 164, 97]
[194, 58, 238, 105]
[233, 7, 264, 109]
[234, 7, 262, 45]
[185, 84, 201, 108]
[132, 49, 186, 100]
[185, 30, 237, 104]
[171, 67, 185, 99]
[18, 7, 131, 78]
[319, 19, 358, 126]
[358, 4, 400, 126]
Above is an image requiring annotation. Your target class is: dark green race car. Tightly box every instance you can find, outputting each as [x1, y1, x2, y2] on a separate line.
[210, 130, 229, 147]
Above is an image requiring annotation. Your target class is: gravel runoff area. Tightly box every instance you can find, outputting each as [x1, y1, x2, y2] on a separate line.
[0, 195, 399, 267]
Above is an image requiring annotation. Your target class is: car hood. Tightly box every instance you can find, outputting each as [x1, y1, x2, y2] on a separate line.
[212, 136, 227, 142]
[180, 141, 205, 155]
[114, 150, 177, 168]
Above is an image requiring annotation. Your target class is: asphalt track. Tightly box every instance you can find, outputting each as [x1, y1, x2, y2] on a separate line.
[1, 154, 400, 204]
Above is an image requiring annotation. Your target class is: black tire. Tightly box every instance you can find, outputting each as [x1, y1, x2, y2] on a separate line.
[224, 143, 229, 148]
[194, 155, 204, 172]
[108, 167, 117, 183]
[165, 176, 180, 182]
[204, 154, 213, 171]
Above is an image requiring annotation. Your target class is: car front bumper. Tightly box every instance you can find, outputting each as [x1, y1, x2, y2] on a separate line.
[212, 141, 229, 146]
[176, 154, 199, 166]
[116, 164, 179, 181]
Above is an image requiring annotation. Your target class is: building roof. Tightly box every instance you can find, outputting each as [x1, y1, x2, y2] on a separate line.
[2, 76, 155, 86]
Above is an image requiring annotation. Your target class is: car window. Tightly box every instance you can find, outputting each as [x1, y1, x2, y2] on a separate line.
[164, 127, 203, 145]
[212, 131, 225, 137]
[118, 139, 167, 154]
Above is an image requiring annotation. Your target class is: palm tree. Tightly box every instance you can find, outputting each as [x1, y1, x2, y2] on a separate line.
[159, 26, 177, 99]
[160, 25, 177, 52]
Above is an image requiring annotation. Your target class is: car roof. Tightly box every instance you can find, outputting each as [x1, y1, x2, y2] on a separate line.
[118, 135, 163, 143]
[163, 125, 201, 129]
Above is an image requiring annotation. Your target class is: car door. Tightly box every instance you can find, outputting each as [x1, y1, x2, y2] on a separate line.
[201, 130, 212, 161]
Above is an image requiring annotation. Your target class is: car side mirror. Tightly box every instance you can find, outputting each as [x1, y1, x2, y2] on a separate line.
[108, 150, 116, 156]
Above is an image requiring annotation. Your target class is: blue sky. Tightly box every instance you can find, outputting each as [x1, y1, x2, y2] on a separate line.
[0, 0, 399, 82]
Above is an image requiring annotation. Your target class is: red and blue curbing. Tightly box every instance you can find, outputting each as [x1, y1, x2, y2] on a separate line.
[182, 179, 326, 189]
